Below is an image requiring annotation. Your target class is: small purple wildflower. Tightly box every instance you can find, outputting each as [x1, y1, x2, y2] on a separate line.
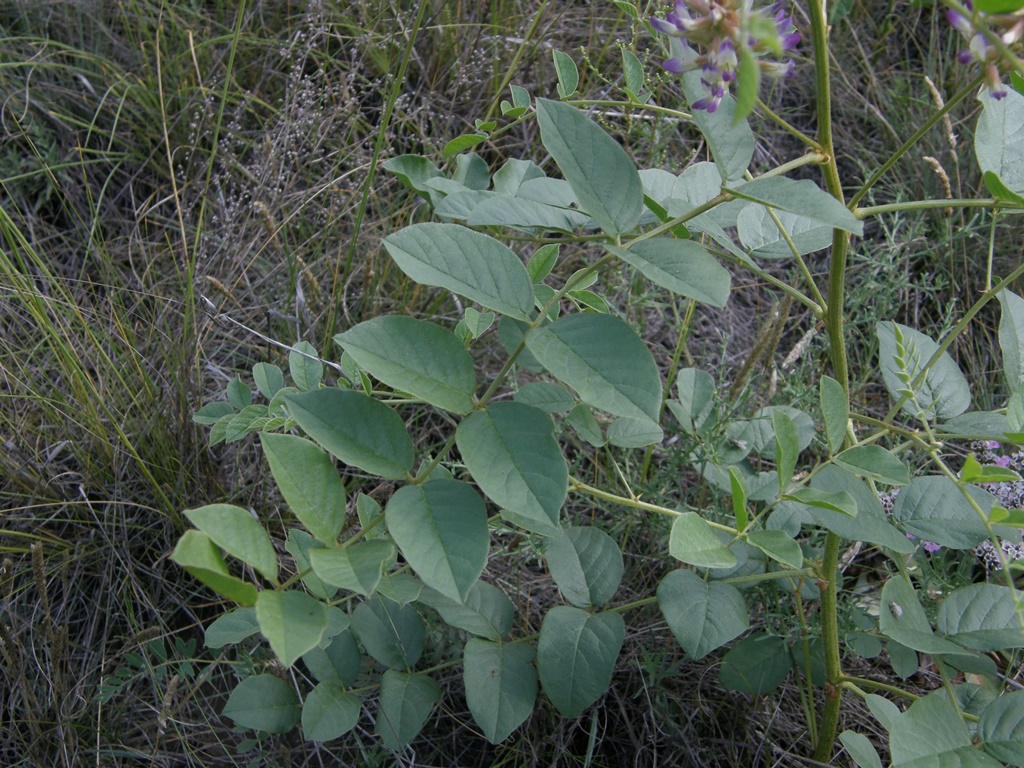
[905, 532, 943, 553]
[651, 0, 800, 112]
[946, 1, 1024, 100]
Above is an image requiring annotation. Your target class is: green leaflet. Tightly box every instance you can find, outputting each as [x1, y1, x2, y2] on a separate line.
[375, 671, 441, 750]
[261, 433, 346, 545]
[289, 340, 323, 391]
[255, 590, 330, 668]
[726, 176, 864, 235]
[335, 316, 477, 414]
[605, 240, 730, 307]
[978, 691, 1024, 765]
[525, 313, 662, 422]
[285, 388, 415, 480]
[309, 540, 396, 597]
[417, 581, 515, 641]
[669, 512, 736, 569]
[302, 683, 361, 742]
[351, 596, 425, 670]
[385, 480, 489, 602]
[877, 321, 972, 421]
[891, 476, 996, 549]
[382, 222, 535, 320]
[457, 402, 568, 533]
[534, 98, 644, 236]
[183, 504, 278, 583]
[657, 569, 748, 659]
[222, 674, 300, 734]
[719, 634, 791, 695]
[974, 86, 1024, 196]
[543, 526, 624, 608]
[463, 639, 537, 744]
[170, 530, 259, 606]
[537, 606, 624, 718]
[936, 584, 1024, 652]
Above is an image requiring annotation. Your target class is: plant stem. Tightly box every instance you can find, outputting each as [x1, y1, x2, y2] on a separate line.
[840, 676, 920, 701]
[568, 476, 737, 534]
[808, 0, 848, 760]
[856, 197, 1014, 218]
[848, 74, 983, 208]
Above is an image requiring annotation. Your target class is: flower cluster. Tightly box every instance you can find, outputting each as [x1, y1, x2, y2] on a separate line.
[946, 2, 1024, 100]
[651, 0, 800, 112]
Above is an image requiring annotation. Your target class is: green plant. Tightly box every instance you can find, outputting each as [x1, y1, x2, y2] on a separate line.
[175, 1, 1024, 764]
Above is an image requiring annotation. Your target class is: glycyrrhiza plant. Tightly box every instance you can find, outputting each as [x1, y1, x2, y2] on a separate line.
[175, 0, 1024, 762]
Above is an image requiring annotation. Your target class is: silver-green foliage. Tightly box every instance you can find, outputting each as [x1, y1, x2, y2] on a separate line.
[175, 68, 1024, 762]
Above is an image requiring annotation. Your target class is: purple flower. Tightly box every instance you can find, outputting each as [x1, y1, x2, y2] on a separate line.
[651, 0, 800, 112]
[946, 2, 1024, 100]
[905, 532, 943, 553]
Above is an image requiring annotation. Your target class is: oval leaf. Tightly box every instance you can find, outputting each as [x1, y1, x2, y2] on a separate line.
[261, 433, 346, 545]
[170, 530, 259, 606]
[889, 692, 979, 765]
[975, 86, 1024, 195]
[526, 313, 662, 422]
[382, 223, 534, 320]
[726, 176, 864, 235]
[999, 291, 1024, 391]
[537, 606, 625, 718]
[457, 402, 568, 533]
[417, 581, 515, 641]
[464, 639, 538, 743]
[544, 526, 624, 608]
[285, 388, 414, 480]
[534, 98, 644, 236]
[255, 590, 330, 668]
[657, 569, 748, 659]
[669, 512, 737, 569]
[302, 683, 361, 742]
[719, 634, 792, 695]
[351, 596, 425, 669]
[892, 476, 995, 549]
[937, 583, 1024, 652]
[183, 504, 278, 583]
[375, 670, 441, 750]
[335, 317, 477, 414]
[877, 321, 972, 420]
[385, 480, 489, 602]
[222, 674, 300, 733]
[605, 240, 731, 307]
[205, 607, 260, 648]
[833, 445, 911, 486]
[309, 540, 396, 597]
[979, 691, 1024, 765]
[820, 375, 849, 454]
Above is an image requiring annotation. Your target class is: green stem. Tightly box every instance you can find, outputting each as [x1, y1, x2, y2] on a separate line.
[721, 567, 817, 586]
[815, 531, 843, 763]
[808, 0, 848, 760]
[756, 98, 822, 149]
[856, 197, 1015, 218]
[841, 676, 919, 701]
[568, 476, 737, 535]
[849, 74, 984, 208]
